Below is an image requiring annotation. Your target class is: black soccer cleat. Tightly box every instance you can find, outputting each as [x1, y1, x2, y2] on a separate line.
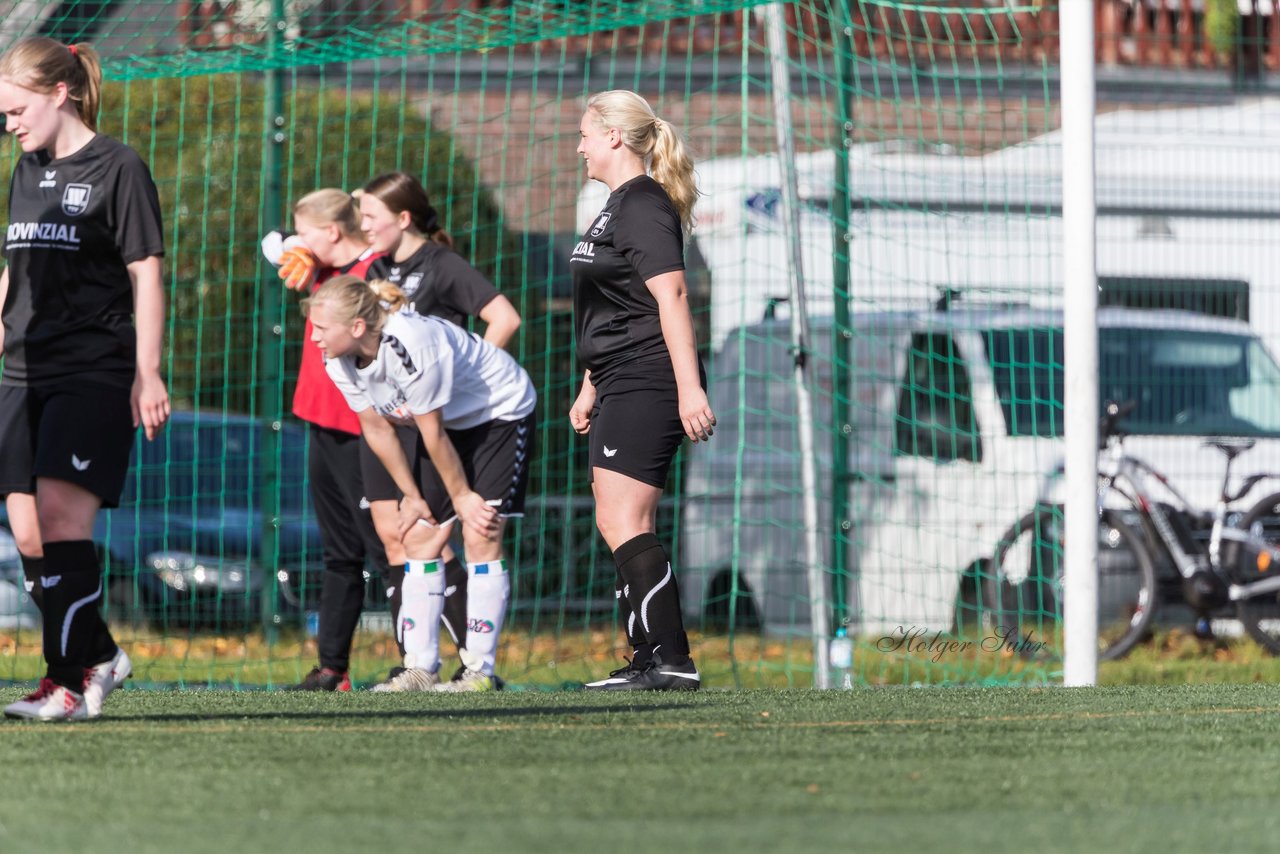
[582, 658, 643, 691]
[287, 666, 351, 692]
[627, 655, 701, 691]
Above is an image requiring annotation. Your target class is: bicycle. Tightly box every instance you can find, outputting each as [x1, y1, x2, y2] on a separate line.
[984, 400, 1280, 661]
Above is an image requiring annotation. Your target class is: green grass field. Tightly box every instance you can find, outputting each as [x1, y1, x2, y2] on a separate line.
[3, 684, 1280, 853]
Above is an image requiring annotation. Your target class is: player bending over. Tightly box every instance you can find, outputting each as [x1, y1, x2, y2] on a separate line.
[306, 275, 535, 692]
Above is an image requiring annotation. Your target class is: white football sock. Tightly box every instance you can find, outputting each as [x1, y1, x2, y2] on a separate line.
[460, 560, 509, 675]
[400, 558, 445, 673]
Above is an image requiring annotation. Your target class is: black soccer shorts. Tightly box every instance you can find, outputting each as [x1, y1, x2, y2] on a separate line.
[358, 423, 421, 504]
[0, 382, 136, 507]
[587, 374, 689, 490]
[358, 414, 534, 523]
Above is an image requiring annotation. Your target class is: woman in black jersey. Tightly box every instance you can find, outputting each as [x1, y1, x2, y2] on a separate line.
[355, 171, 523, 691]
[570, 90, 714, 691]
[0, 37, 169, 720]
[359, 171, 520, 339]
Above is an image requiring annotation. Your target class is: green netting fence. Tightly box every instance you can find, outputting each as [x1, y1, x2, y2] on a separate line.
[2, 1, 1279, 689]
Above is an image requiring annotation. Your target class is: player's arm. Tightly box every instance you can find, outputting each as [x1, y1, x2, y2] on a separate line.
[569, 369, 595, 434]
[357, 407, 433, 538]
[129, 255, 171, 441]
[646, 270, 714, 443]
[477, 294, 521, 348]
[413, 408, 498, 537]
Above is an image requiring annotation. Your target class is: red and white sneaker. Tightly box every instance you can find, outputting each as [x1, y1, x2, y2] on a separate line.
[4, 678, 89, 722]
[83, 647, 132, 718]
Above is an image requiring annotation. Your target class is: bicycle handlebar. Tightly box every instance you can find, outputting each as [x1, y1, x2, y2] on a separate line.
[1098, 399, 1137, 449]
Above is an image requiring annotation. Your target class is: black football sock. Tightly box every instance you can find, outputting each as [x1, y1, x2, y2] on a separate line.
[41, 540, 116, 690]
[615, 533, 690, 665]
[380, 563, 407, 658]
[442, 555, 469, 654]
[613, 569, 653, 668]
[20, 553, 44, 615]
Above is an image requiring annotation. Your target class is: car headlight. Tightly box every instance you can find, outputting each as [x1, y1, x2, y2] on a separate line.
[147, 551, 258, 593]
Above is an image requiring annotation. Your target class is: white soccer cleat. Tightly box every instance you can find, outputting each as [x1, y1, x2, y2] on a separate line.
[368, 667, 440, 693]
[4, 678, 89, 722]
[433, 667, 494, 693]
[83, 647, 132, 718]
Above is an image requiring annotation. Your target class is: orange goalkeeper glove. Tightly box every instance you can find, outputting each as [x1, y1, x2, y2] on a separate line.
[278, 240, 318, 292]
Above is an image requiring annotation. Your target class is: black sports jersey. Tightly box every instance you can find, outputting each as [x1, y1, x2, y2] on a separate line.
[570, 175, 685, 384]
[367, 240, 499, 327]
[2, 134, 164, 388]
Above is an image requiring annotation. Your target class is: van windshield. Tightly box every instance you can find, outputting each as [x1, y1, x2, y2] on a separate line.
[984, 327, 1280, 438]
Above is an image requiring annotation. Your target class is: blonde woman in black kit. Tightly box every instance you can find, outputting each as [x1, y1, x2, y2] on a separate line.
[0, 37, 169, 720]
[569, 90, 713, 691]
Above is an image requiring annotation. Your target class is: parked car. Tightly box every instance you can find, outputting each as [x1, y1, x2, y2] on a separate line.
[679, 304, 1280, 635]
[90, 409, 345, 628]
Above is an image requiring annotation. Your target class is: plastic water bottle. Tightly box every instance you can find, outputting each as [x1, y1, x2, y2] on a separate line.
[829, 625, 853, 690]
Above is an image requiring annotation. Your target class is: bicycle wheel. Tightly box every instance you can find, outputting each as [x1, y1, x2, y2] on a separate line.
[1234, 490, 1280, 656]
[984, 505, 1157, 661]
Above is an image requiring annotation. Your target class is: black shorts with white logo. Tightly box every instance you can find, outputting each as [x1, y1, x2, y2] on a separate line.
[358, 414, 535, 524]
[588, 361, 705, 489]
[0, 381, 136, 507]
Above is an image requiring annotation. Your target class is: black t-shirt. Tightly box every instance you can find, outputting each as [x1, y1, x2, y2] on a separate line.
[571, 175, 686, 385]
[2, 134, 165, 388]
[367, 240, 499, 327]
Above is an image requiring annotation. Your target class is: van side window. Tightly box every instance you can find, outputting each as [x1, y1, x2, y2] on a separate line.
[894, 332, 982, 462]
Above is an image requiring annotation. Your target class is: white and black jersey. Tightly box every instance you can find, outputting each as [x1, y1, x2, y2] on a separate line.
[570, 175, 686, 385]
[327, 311, 536, 430]
[367, 241, 499, 327]
[2, 134, 164, 388]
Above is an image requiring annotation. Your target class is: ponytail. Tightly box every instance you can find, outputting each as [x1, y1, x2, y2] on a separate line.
[303, 274, 406, 334]
[648, 119, 697, 231]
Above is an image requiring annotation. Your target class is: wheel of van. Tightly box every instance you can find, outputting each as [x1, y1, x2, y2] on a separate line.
[984, 506, 1156, 662]
[1233, 491, 1280, 656]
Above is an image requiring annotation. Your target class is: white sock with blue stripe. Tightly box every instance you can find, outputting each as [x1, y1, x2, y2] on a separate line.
[461, 560, 509, 676]
[400, 558, 445, 673]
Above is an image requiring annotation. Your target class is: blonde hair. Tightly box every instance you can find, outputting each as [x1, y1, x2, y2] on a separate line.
[303, 274, 406, 334]
[0, 36, 103, 131]
[294, 188, 363, 240]
[586, 90, 697, 230]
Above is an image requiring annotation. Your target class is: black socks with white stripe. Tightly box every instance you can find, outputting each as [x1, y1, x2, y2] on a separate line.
[41, 540, 116, 690]
[614, 533, 690, 666]
[614, 571, 654, 669]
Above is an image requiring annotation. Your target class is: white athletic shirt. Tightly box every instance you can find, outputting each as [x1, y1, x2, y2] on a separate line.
[327, 311, 536, 430]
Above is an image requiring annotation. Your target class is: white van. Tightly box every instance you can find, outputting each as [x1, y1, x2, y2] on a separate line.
[678, 305, 1280, 634]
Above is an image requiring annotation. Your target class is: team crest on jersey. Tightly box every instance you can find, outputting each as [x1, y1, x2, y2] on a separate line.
[590, 212, 611, 237]
[61, 183, 92, 216]
[402, 272, 424, 296]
